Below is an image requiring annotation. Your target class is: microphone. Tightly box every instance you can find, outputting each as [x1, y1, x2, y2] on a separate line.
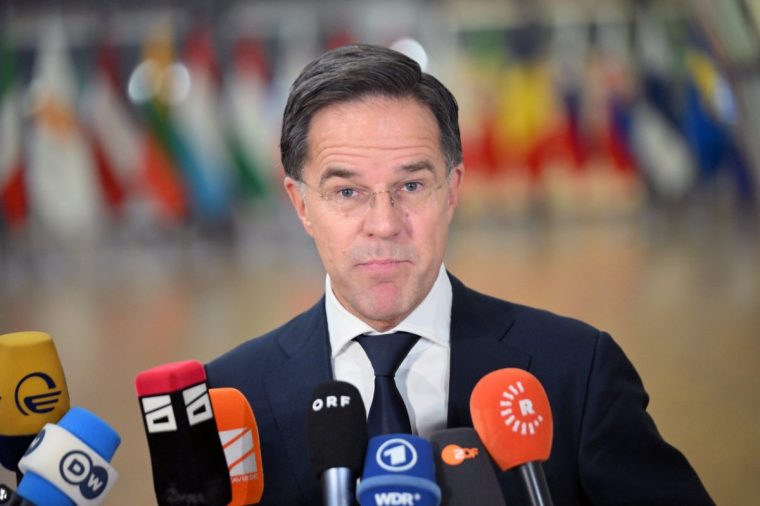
[135, 360, 231, 506]
[209, 387, 264, 505]
[470, 368, 554, 506]
[0, 332, 70, 477]
[307, 381, 368, 506]
[0, 483, 35, 505]
[429, 428, 506, 506]
[357, 434, 441, 506]
[16, 406, 121, 505]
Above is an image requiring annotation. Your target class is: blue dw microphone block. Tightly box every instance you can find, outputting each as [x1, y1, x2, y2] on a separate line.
[357, 434, 441, 506]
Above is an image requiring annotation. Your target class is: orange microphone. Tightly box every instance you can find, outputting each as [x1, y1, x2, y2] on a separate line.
[470, 368, 554, 506]
[209, 388, 264, 505]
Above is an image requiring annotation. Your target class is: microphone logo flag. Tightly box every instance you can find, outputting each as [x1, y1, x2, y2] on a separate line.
[439, 444, 479, 466]
[141, 394, 178, 433]
[59, 450, 110, 499]
[182, 384, 213, 426]
[376, 438, 418, 472]
[499, 380, 545, 436]
[219, 428, 258, 479]
[14, 372, 64, 415]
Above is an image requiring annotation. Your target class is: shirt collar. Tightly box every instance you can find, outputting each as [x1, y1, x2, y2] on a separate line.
[326, 264, 452, 358]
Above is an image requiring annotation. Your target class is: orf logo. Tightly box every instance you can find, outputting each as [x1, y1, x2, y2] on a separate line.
[376, 438, 417, 472]
[499, 380, 544, 436]
[14, 372, 63, 415]
[59, 450, 109, 499]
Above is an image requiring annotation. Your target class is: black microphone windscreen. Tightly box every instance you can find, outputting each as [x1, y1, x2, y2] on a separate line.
[0, 483, 33, 505]
[430, 428, 506, 506]
[307, 381, 368, 476]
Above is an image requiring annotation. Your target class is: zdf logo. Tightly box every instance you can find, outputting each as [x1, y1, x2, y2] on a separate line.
[59, 450, 109, 499]
[440, 444, 479, 466]
[376, 438, 417, 472]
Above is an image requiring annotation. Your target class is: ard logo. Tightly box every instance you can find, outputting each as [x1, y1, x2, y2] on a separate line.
[376, 438, 417, 472]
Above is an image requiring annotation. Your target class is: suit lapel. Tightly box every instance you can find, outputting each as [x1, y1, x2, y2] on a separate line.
[263, 298, 332, 501]
[447, 274, 532, 428]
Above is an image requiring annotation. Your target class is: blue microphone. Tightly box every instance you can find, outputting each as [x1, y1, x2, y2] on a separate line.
[357, 434, 441, 506]
[16, 407, 121, 505]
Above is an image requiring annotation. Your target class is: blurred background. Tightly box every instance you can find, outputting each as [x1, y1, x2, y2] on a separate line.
[1, 0, 758, 503]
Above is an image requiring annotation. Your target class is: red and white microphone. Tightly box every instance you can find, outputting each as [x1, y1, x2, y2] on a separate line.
[470, 368, 554, 506]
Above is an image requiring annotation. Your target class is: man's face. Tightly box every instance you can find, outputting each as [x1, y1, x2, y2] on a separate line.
[284, 96, 464, 331]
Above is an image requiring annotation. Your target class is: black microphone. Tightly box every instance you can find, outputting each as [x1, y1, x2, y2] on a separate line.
[429, 428, 506, 506]
[308, 381, 368, 506]
[0, 483, 34, 505]
[135, 360, 231, 506]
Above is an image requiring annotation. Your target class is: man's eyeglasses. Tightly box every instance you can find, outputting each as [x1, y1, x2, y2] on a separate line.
[299, 175, 448, 217]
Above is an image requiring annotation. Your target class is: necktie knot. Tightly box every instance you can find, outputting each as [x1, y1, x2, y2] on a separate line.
[355, 331, 419, 377]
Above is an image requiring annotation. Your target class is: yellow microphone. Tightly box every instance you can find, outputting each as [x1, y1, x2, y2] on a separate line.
[0, 331, 70, 475]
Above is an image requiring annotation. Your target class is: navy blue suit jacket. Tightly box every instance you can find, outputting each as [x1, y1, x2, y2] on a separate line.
[206, 274, 713, 505]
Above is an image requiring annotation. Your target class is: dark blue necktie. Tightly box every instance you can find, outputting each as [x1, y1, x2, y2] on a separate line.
[355, 331, 420, 438]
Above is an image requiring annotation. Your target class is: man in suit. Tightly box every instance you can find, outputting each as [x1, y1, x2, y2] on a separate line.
[207, 44, 713, 505]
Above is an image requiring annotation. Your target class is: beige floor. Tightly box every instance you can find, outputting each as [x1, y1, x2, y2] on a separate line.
[1, 211, 758, 504]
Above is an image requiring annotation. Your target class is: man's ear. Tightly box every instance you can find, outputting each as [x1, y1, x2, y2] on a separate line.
[446, 163, 465, 223]
[283, 176, 315, 237]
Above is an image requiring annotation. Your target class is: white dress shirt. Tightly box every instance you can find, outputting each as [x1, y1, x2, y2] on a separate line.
[325, 264, 451, 438]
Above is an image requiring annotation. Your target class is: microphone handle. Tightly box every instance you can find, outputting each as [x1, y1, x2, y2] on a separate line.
[321, 467, 357, 506]
[0, 483, 36, 506]
[516, 461, 554, 506]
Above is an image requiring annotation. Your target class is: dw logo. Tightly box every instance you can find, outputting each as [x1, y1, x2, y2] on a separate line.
[14, 372, 63, 415]
[23, 428, 46, 457]
[59, 450, 109, 500]
[376, 439, 418, 473]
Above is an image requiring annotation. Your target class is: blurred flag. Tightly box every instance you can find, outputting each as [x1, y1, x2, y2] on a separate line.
[222, 37, 273, 201]
[630, 101, 696, 200]
[129, 22, 189, 223]
[170, 26, 233, 223]
[632, 8, 697, 201]
[683, 48, 755, 201]
[26, 22, 102, 241]
[494, 61, 563, 179]
[85, 37, 185, 228]
[82, 39, 133, 217]
[0, 35, 27, 229]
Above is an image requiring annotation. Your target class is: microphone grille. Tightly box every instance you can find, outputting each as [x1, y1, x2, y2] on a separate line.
[470, 368, 553, 471]
[307, 381, 368, 475]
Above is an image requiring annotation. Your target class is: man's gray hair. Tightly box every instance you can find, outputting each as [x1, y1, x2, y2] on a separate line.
[280, 44, 462, 181]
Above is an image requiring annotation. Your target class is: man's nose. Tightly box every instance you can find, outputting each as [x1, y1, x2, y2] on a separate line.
[363, 190, 403, 237]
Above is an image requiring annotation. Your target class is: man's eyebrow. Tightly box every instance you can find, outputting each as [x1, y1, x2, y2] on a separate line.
[318, 167, 358, 186]
[399, 161, 435, 174]
[317, 160, 436, 186]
